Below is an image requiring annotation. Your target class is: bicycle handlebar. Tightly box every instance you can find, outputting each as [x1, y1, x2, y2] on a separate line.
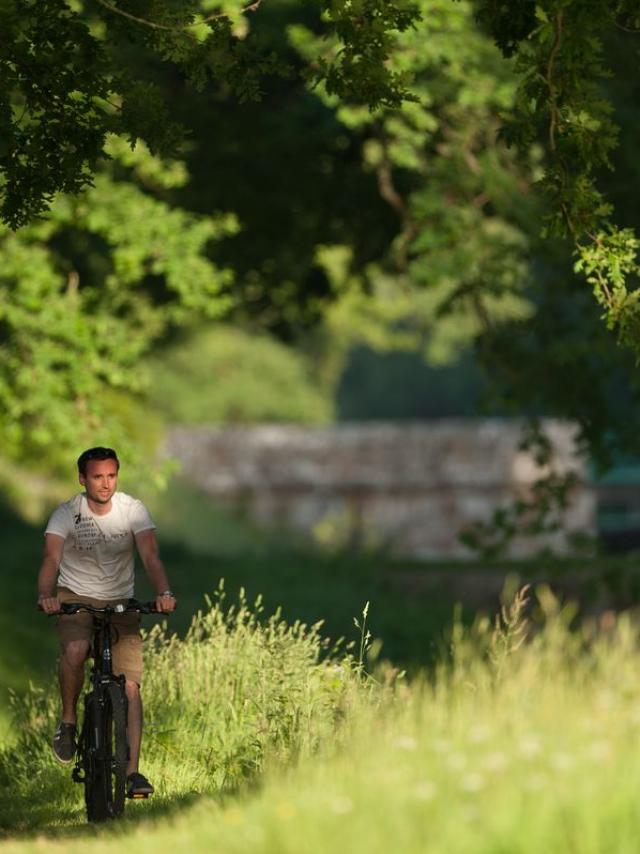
[40, 599, 160, 615]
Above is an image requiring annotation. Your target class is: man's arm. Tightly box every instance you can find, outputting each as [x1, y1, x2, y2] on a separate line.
[37, 533, 65, 614]
[134, 529, 176, 613]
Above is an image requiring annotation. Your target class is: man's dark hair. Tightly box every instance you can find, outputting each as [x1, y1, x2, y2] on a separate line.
[77, 447, 120, 476]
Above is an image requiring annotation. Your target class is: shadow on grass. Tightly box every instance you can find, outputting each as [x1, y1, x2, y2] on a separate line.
[0, 742, 261, 841]
[0, 769, 209, 841]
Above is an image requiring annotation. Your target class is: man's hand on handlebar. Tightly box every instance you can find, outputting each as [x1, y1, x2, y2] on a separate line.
[154, 592, 177, 614]
[38, 594, 61, 615]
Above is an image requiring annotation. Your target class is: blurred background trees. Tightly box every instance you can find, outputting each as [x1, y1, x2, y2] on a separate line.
[1, 0, 639, 495]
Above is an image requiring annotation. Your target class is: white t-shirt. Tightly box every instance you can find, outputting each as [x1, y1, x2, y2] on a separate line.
[45, 491, 156, 600]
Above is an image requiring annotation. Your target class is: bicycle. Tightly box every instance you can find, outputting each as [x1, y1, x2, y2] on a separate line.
[55, 599, 158, 822]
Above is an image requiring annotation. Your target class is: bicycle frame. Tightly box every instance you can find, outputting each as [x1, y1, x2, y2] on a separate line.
[70, 606, 126, 774]
[56, 600, 157, 820]
[92, 604, 120, 682]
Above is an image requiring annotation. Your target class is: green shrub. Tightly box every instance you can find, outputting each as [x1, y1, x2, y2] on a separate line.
[145, 325, 333, 425]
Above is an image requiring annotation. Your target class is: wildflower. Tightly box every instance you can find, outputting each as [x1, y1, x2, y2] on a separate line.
[394, 734, 418, 751]
[525, 773, 548, 792]
[596, 690, 615, 711]
[468, 724, 491, 744]
[446, 752, 467, 771]
[461, 772, 484, 793]
[518, 735, 541, 759]
[551, 752, 574, 772]
[413, 780, 437, 801]
[330, 796, 354, 815]
[431, 737, 451, 754]
[584, 740, 611, 761]
[482, 751, 509, 772]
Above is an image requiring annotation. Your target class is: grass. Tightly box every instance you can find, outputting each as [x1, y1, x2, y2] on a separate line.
[4, 585, 640, 850]
[0, 585, 360, 834]
[5, 478, 640, 848]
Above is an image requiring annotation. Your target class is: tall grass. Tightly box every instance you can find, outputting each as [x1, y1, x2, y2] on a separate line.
[0, 583, 366, 834]
[4, 585, 640, 851]
[140, 583, 363, 795]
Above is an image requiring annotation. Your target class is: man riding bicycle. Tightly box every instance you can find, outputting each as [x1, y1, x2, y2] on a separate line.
[37, 447, 177, 798]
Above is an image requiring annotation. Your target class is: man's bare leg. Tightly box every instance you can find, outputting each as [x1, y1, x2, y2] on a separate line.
[125, 681, 142, 775]
[59, 640, 89, 723]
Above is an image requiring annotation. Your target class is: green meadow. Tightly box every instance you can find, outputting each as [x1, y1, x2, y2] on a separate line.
[3, 483, 640, 850]
[4, 571, 640, 851]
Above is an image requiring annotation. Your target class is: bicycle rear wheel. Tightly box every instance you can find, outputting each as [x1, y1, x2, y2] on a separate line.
[83, 682, 128, 822]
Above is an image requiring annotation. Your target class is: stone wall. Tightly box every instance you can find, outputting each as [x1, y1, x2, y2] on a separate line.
[165, 419, 595, 558]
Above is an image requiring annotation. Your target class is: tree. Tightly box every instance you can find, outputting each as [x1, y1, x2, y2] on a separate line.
[0, 137, 236, 471]
[0, 0, 420, 227]
[0, 0, 421, 474]
[274, 0, 640, 506]
[474, 0, 640, 354]
[290, 0, 537, 395]
[2, 0, 640, 491]
[3, 0, 640, 356]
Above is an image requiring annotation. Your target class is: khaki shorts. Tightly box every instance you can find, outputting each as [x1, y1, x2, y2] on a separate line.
[56, 587, 143, 684]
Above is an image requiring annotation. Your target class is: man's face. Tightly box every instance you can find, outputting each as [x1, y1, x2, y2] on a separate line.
[79, 459, 119, 505]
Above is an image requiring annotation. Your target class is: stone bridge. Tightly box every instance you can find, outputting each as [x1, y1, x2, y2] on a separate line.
[165, 420, 595, 558]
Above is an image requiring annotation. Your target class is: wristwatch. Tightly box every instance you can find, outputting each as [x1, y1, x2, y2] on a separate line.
[160, 590, 175, 598]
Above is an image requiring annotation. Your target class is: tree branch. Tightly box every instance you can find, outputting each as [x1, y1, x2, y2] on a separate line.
[546, 9, 563, 155]
[94, 0, 263, 33]
[373, 127, 418, 269]
[544, 11, 577, 237]
[376, 158, 407, 219]
[615, 20, 640, 33]
[66, 271, 80, 296]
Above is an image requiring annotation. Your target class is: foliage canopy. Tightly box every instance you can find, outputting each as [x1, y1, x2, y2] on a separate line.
[0, 138, 236, 471]
[475, 0, 640, 350]
[0, 0, 420, 227]
[1, 0, 640, 483]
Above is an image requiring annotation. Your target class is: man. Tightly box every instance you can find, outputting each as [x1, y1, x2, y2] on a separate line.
[37, 446, 177, 797]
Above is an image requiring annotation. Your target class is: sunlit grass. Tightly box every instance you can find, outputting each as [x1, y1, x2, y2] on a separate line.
[0, 583, 364, 834]
[3, 585, 640, 851]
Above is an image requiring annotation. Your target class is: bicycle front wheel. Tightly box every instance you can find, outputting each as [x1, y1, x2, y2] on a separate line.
[83, 681, 128, 822]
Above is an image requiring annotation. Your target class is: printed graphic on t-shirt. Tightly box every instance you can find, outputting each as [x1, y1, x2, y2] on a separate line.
[73, 514, 129, 552]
